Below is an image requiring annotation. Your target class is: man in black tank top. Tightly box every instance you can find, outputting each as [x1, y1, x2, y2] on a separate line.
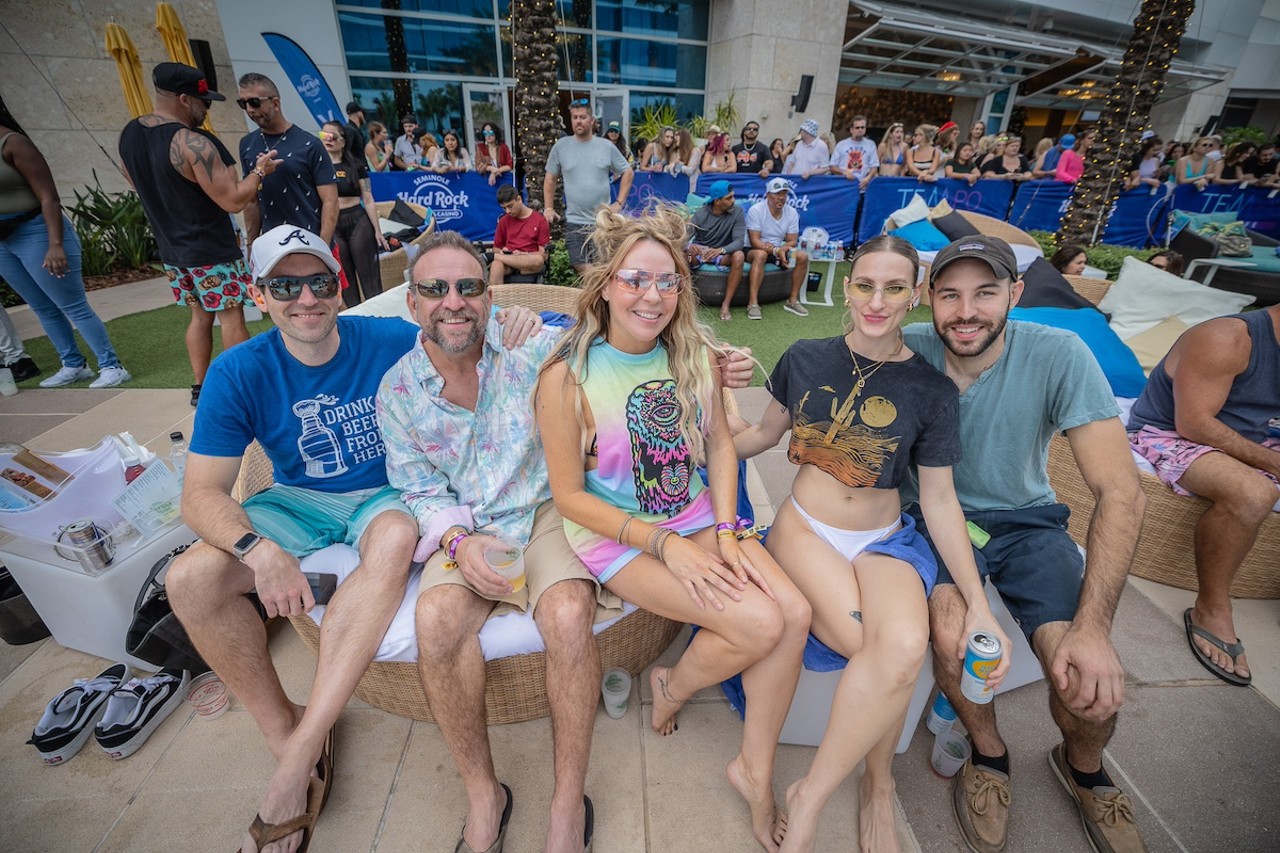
[118, 62, 281, 404]
[1127, 304, 1280, 687]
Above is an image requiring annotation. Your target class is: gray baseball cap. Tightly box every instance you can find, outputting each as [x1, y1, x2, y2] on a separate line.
[929, 235, 1018, 285]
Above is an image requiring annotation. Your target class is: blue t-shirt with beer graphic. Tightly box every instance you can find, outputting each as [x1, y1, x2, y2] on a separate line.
[192, 315, 418, 491]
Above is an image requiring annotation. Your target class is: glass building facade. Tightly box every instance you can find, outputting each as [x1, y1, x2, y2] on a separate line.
[337, 0, 709, 148]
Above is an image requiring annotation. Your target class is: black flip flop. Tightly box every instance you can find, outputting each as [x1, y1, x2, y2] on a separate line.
[1185, 608, 1251, 686]
[583, 794, 595, 853]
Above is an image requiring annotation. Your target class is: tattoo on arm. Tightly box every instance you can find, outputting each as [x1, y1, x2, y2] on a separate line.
[184, 133, 221, 183]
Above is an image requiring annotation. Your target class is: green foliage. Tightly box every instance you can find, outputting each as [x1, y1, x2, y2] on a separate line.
[1221, 126, 1268, 147]
[709, 91, 741, 134]
[0, 281, 21, 308]
[545, 239, 579, 287]
[1029, 229, 1159, 280]
[64, 173, 158, 276]
[630, 102, 679, 146]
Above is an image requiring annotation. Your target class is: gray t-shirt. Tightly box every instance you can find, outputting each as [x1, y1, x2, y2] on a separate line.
[687, 204, 746, 252]
[901, 320, 1119, 511]
[546, 135, 630, 225]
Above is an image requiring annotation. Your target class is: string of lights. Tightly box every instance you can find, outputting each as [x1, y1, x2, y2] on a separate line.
[1059, 0, 1195, 246]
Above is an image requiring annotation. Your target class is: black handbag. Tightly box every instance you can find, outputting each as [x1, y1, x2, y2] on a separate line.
[125, 542, 208, 673]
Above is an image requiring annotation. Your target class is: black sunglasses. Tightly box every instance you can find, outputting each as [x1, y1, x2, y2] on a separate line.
[412, 278, 487, 298]
[262, 274, 341, 301]
[236, 96, 276, 110]
[744, 126, 759, 132]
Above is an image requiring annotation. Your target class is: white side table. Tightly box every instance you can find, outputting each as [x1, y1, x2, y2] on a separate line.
[1, 520, 197, 667]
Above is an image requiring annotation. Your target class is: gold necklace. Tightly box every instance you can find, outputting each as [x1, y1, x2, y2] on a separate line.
[825, 332, 903, 442]
[849, 331, 903, 392]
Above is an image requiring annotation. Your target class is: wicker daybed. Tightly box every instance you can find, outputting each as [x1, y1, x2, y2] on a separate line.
[231, 284, 691, 722]
[375, 201, 436, 293]
[1044, 279, 1280, 598]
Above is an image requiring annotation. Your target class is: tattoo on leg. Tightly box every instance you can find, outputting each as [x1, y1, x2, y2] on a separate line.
[657, 671, 678, 703]
[850, 610, 863, 623]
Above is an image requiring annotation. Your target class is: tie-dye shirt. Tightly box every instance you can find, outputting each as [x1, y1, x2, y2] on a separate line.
[565, 339, 713, 582]
[377, 316, 561, 553]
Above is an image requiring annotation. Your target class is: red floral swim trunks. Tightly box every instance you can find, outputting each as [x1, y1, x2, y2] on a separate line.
[164, 258, 251, 311]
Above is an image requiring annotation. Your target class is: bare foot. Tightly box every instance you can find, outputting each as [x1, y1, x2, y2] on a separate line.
[727, 754, 786, 852]
[858, 774, 901, 853]
[719, 307, 732, 321]
[242, 761, 314, 853]
[1190, 605, 1250, 680]
[461, 782, 508, 852]
[779, 777, 819, 853]
[649, 666, 683, 735]
[545, 794, 587, 853]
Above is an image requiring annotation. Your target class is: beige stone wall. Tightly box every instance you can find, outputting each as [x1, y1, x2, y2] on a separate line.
[0, 0, 244, 201]
[705, 0, 846, 147]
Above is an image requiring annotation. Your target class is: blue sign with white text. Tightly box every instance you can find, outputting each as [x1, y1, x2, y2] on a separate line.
[1008, 181, 1170, 248]
[1171, 184, 1280, 239]
[857, 178, 1014, 242]
[262, 33, 344, 129]
[694, 174, 861, 244]
[370, 172, 514, 243]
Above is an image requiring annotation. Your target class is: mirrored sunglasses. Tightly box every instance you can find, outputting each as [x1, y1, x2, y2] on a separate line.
[847, 282, 913, 304]
[263, 274, 341, 301]
[483, 129, 495, 136]
[412, 278, 487, 298]
[614, 269, 685, 298]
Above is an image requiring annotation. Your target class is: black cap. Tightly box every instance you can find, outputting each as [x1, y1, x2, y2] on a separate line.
[346, 101, 364, 115]
[929, 235, 1018, 286]
[401, 114, 418, 125]
[153, 62, 225, 102]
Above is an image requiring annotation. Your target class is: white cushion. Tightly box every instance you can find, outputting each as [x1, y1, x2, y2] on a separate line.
[299, 544, 636, 663]
[341, 284, 413, 320]
[1100, 256, 1254, 340]
[918, 243, 1043, 274]
[888, 193, 930, 229]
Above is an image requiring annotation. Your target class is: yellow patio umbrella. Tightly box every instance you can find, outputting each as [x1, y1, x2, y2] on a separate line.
[105, 22, 152, 118]
[155, 3, 216, 134]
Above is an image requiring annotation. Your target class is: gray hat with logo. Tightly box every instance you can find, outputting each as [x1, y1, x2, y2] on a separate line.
[929, 235, 1018, 286]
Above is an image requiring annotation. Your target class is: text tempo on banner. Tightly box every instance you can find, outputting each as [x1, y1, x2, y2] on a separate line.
[857, 177, 1014, 242]
[1007, 181, 1169, 248]
[370, 172, 513, 243]
[1171, 184, 1280, 239]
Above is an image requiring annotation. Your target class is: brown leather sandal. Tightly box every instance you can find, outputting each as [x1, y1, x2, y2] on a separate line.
[237, 775, 325, 853]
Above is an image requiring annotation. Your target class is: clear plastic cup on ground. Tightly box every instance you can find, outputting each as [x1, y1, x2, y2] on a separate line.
[601, 668, 631, 719]
[186, 671, 229, 720]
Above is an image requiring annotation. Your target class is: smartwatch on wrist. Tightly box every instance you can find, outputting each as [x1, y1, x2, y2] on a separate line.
[232, 532, 262, 560]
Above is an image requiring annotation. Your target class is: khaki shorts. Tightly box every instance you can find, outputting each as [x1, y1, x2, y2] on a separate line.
[417, 500, 623, 621]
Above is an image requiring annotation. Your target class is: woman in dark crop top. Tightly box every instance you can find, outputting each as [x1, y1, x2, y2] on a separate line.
[733, 235, 1009, 852]
[322, 120, 386, 307]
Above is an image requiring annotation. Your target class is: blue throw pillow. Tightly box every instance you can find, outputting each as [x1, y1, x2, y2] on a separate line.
[893, 218, 951, 251]
[1009, 307, 1146, 397]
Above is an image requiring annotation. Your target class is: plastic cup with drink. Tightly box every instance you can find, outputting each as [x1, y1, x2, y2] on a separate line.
[930, 728, 971, 778]
[484, 537, 526, 592]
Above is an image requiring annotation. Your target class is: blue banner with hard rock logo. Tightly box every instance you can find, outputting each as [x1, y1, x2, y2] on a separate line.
[370, 172, 514, 242]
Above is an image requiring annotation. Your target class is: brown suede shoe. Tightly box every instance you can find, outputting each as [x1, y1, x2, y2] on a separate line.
[952, 757, 1011, 853]
[1049, 743, 1147, 853]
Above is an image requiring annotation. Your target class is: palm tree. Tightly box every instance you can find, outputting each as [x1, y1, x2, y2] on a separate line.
[1059, 0, 1196, 245]
[511, 0, 562, 221]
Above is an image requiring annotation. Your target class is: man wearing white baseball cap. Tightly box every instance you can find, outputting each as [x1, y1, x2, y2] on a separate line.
[166, 223, 543, 852]
[743, 177, 810, 319]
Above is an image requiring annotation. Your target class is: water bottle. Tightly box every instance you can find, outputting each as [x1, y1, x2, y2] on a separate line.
[169, 431, 188, 481]
[926, 691, 957, 734]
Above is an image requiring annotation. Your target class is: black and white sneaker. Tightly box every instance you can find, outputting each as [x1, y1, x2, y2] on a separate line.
[28, 663, 130, 765]
[95, 668, 190, 759]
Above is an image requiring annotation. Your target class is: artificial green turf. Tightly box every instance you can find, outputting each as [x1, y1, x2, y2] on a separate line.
[16, 304, 277, 389]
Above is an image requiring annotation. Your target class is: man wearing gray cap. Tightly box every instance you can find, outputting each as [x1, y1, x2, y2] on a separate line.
[167, 223, 544, 852]
[902, 236, 1148, 853]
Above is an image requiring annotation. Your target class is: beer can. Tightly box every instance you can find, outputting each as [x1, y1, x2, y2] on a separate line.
[960, 631, 1002, 704]
[925, 691, 957, 734]
[64, 519, 113, 574]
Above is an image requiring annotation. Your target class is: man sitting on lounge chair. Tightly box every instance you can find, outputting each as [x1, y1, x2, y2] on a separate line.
[1127, 302, 1280, 687]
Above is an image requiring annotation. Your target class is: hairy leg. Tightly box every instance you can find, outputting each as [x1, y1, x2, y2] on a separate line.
[929, 584, 1005, 758]
[418, 583, 504, 851]
[185, 302, 216, 384]
[534, 579, 599, 853]
[1177, 452, 1276, 679]
[746, 249, 768, 306]
[1032, 621, 1116, 773]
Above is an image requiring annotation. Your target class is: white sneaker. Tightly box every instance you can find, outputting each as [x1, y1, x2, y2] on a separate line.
[39, 365, 94, 388]
[784, 301, 810, 317]
[89, 366, 132, 388]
